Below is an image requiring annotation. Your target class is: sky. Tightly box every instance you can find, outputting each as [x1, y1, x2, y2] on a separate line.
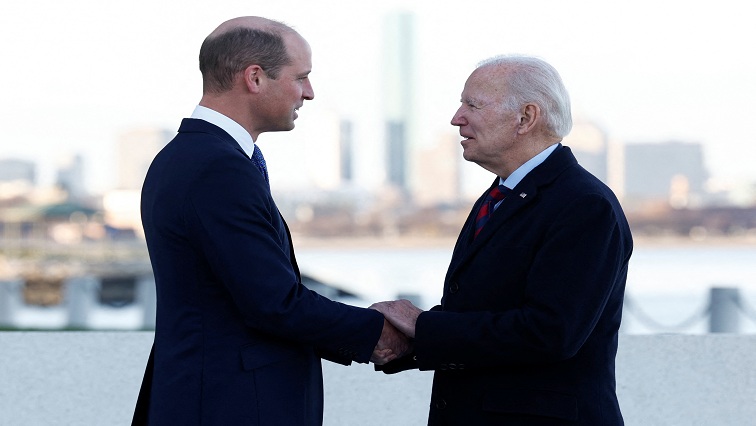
[2, 0, 755, 193]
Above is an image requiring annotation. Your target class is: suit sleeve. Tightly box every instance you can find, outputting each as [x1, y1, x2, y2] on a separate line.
[186, 153, 383, 364]
[413, 193, 629, 370]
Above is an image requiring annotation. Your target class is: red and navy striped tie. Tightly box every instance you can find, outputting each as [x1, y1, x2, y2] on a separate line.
[474, 185, 510, 238]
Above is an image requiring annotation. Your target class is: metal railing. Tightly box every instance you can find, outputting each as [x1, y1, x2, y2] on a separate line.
[2, 277, 756, 334]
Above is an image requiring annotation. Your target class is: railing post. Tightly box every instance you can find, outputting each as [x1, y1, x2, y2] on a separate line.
[709, 287, 741, 333]
[137, 274, 156, 329]
[65, 276, 100, 329]
[0, 279, 23, 327]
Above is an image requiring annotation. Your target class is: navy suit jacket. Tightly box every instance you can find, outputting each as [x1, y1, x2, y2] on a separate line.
[133, 118, 384, 425]
[381, 145, 632, 425]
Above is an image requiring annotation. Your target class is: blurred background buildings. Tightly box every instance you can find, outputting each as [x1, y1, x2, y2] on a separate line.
[2, 11, 756, 330]
[3, 9, 755, 249]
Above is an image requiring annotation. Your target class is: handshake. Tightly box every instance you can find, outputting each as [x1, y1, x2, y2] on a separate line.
[368, 299, 423, 365]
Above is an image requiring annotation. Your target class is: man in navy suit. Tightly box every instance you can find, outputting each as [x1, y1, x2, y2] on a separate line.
[132, 16, 408, 425]
[373, 56, 633, 425]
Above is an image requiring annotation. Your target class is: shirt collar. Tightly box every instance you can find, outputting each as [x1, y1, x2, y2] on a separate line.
[190, 105, 255, 158]
[500, 143, 559, 189]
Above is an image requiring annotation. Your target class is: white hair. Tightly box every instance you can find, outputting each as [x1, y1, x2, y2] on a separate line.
[477, 55, 573, 138]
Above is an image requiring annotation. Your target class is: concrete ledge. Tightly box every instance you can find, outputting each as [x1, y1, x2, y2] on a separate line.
[616, 334, 756, 425]
[1, 333, 755, 425]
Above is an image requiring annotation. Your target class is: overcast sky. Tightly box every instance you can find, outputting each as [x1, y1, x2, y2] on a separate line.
[2, 0, 754, 193]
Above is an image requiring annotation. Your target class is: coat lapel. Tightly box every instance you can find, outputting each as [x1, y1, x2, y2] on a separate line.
[452, 181, 539, 271]
[447, 145, 578, 277]
[446, 187, 488, 273]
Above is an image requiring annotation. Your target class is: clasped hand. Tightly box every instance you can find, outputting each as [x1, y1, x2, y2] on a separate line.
[368, 299, 423, 365]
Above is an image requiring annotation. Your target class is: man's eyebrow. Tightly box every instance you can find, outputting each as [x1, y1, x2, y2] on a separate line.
[463, 96, 482, 105]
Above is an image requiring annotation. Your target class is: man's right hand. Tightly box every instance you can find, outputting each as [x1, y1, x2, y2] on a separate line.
[370, 319, 411, 365]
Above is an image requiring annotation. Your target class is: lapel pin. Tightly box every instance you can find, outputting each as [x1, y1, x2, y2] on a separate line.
[519, 193, 527, 198]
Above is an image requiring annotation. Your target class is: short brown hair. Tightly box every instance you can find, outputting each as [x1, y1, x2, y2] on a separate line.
[199, 27, 291, 93]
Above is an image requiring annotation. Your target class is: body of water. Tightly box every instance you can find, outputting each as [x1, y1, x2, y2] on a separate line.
[5, 241, 755, 334]
[296, 242, 756, 334]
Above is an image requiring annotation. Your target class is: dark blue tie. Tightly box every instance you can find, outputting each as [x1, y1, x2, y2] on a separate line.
[251, 144, 269, 185]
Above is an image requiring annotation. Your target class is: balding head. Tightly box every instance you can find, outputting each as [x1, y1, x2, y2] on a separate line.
[199, 16, 298, 93]
[208, 16, 294, 39]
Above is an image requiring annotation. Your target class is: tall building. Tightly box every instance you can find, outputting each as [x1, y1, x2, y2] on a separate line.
[56, 154, 86, 200]
[563, 120, 608, 183]
[103, 128, 170, 237]
[624, 141, 708, 208]
[0, 159, 35, 184]
[0, 158, 36, 202]
[339, 119, 354, 183]
[414, 132, 463, 206]
[382, 11, 417, 194]
[562, 120, 628, 200]
[117, 128, 172, 190]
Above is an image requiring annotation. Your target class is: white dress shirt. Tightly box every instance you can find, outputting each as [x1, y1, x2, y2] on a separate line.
[191, 105, 256, 159]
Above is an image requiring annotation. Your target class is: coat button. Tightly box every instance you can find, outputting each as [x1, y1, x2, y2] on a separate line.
[434, 399, 447, 410]
[449, 282, 459, 293]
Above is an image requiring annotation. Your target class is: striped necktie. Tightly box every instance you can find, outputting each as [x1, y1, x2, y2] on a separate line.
[474, 185, 511, 238]
[251, 144, 269, 185]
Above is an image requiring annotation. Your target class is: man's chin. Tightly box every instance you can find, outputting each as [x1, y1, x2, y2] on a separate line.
[461, 149, 476, 163]
[268, 123, 296, 133]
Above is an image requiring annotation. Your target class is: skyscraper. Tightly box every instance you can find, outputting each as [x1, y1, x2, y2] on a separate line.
[624, 141, 708, 208]
[563, 120, 608, 183]
[562, 120, 626, 200]
[55, 154, 86, 200]
[382, 11, 416, 194]
[117, 128, 172, 190]
[0, 159, 35, 185]
[339, 119, 354, 183]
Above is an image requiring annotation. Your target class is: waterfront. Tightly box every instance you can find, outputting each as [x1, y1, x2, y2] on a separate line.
[295, 237, 756, 334]
[3, 237, 756, 334]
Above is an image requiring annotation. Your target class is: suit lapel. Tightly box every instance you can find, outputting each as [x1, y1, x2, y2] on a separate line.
[447, 145, 578, 276]
[179, 119, 297, 280]
[453, 181, 538, 271]
[446, 184, 490, 273]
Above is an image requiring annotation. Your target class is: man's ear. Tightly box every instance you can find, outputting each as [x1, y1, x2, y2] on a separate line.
[243, 65, 264, 93]
[517, 103, 540, 134]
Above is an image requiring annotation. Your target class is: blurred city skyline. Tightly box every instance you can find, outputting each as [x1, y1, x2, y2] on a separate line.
[2, 0, 755, 194]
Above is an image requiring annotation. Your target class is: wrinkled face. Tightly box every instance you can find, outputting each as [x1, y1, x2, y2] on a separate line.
[257, 33, 314, 134]
[450, 66, 520, 172]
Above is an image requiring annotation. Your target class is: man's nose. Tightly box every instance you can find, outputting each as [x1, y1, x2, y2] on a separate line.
[303, 80, 314, 100]
[450, 108, 466, 126]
